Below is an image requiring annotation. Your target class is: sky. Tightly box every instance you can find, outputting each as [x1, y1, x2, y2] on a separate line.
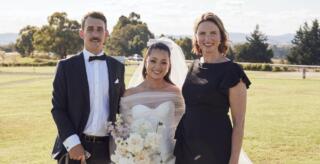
[0, 0, 319, 36]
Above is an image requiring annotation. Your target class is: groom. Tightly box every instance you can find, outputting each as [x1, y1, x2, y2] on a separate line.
[51, 11, 125, 163]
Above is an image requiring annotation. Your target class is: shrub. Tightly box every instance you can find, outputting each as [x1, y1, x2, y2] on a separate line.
[272, 66, 282, 72]
[282, 66, 289, 71]
[261, 64, 272, 71]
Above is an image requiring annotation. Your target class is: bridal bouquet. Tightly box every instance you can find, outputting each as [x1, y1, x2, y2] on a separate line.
[106, 114, 164, 164]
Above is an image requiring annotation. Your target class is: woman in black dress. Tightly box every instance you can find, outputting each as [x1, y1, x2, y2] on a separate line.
[174, 12, 251, 164]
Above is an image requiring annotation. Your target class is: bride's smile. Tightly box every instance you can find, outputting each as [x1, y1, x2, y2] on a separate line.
[145, 49, 170, 80]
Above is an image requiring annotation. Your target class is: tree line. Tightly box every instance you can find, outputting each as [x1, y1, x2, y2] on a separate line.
[13, 12, 320, 65]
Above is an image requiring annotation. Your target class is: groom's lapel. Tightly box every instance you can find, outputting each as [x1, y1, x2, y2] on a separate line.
[106, 55, 116, 118]
[77, 52, 90, 121]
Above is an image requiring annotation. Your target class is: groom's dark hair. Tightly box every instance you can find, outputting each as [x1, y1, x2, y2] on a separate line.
[81, 11, 107, 30]
[142, 42, 174, 85]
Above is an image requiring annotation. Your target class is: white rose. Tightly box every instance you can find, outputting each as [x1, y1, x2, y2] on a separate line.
[127, 133, 144, 153]
[110, 153, 120, 163]
[131, 119, 154, 137]
[134, 151, 151, 164]
[119, 157, 135, 164]
[144, 132, 161, 150]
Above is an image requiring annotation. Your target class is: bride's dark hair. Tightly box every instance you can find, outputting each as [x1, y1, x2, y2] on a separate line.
[142, 42, 174, 85]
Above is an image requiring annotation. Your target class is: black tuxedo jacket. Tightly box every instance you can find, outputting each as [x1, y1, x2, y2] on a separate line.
[51, 52, 125, 159]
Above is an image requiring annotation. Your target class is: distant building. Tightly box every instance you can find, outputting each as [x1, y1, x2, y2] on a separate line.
[111, 56, 126, 63]
[128, 54, 143, 61]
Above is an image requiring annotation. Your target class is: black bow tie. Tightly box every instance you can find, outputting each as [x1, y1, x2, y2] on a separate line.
[89, 55, 106, 62]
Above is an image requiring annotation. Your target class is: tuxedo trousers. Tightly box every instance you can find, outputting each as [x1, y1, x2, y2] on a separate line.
[58, 136, 110, 164]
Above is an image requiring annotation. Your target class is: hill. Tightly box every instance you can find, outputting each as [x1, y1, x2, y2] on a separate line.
[166, 33, 294, 45]
[0, 33, 18, 45]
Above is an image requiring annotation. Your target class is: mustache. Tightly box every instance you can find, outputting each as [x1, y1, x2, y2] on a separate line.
[90, 37, 101, 42]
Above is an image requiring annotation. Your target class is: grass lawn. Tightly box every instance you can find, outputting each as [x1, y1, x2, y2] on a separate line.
[0, 66, 319, 164]
[244, 71, 320, 163]
[0, 66, 56, 74]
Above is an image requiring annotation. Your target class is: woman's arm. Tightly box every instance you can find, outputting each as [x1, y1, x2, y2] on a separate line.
[229, 80, 247, 164]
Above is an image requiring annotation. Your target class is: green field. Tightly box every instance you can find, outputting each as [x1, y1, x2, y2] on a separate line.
[0, 66, 319, 164]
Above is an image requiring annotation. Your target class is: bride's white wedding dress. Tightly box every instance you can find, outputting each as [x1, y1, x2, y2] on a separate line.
[120, 92, 185, 164]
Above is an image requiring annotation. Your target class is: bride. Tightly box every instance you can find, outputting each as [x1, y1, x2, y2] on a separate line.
[117, 37, 252, 164]
[119, 38, 187, 164]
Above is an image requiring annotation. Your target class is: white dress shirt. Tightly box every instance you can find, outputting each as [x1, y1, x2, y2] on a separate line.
[63, 49, 110, 151]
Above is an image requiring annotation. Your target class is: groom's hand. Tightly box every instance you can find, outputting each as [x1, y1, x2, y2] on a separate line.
[69, 144, 85, 161]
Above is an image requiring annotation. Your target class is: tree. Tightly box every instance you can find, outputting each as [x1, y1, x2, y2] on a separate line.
[33, 12, 82, 58]
[105, 12, 154, 56]
[15, 26, 38, 56]
[270, 45, 291, 59]
[32, 25, 55, 53]
[175, 37, 196, 60]
[287, 19, 320, 65]
[235, 25, 273, 63]
[234, 43, 249, 61]
[226, 47, 235, 61]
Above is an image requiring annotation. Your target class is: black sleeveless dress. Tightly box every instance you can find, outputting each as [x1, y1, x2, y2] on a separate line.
[174, 59, 251, 164]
